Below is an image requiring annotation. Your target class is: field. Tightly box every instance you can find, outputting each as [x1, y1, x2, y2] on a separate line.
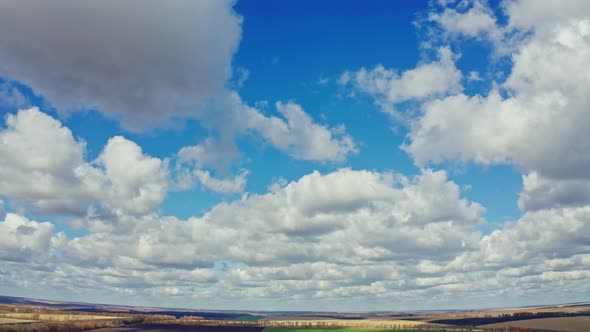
[93, 326, 450, 332]
[0, 306, 143, 331]
[479, 316, 590, 332]
[92, 325, 266, 331]
[262, 319, 430, 329]
[1, 296, 590, 331]
[0, 313, 119, 321]
[0, 317, 35, 324]
[263, 329, 448, 332]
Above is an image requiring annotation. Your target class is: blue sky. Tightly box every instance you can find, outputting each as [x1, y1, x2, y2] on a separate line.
[1, 0, 589, 311]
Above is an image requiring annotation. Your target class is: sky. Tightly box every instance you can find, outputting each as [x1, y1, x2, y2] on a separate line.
[0, 0, 589, 311]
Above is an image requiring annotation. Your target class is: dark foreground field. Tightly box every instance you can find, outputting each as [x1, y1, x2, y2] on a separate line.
[430, 312, 590, 326]
[92, 324, 265, 332]
[90, 327, 450, 332]
[478, 316, 590, 332]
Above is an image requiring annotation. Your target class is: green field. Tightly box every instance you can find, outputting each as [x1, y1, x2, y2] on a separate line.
[263, 328, 449, 332]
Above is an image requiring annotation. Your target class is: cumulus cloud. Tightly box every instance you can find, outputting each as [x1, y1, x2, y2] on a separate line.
[519, 172, 590, 212]
[0, 108, 168, 216]
[394, 1, 590, 305]
[340, 47, 462, 117]
[405, 2, 590, 181]
[98, 136, 168, 215]
[450, 205, 590, 273]
[0, 0, 241, 130]
[428, 0, 501, 40]
[0, 2, 357, 166]
[58, 168, 484, 273]
[0, 213, 61, 265]
[0, 107, 96, 214]
[504, 0, 590, 32]
[3, 164, 590, 308]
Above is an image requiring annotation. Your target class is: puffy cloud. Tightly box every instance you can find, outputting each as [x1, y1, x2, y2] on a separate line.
[27, 167, 489, 308]
[0, 2, 357, 166]
[0, 0, 241, 130]
[4, 165, 590, 308]
[405, 5, 590, 181]
[450, 205, 590, 273]
[98, 136, 168, 215]
[60, 168, 484, 271]
[0, 1, 357, 166]
[519, 172, 590, 212]
[504, 0, 590, 32]
[340, 47, 462, 117]
[406, 7, 590, 295]
[428, 0, 499, 40]
[0, 107, 96, 214]
[0, 213, 60, 265]
[0, 108, 168, 216]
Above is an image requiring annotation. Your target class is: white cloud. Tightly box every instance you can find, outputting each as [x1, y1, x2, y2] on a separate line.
[505, 0, 590, 32]
[0, 0, 357, 166]
[251, 102, 358, 162]
[0, 106, 353, 220]
[192, 169, 249, 195]
[340, 47, 462, 117]
[467, 70, 483, 82]
[0, 0, 241, 130]
[59, 168, 484, 271]
[405, 9, 590, 181]
[3, 164, 590, 309]
[184, 93, 358, 163]
[178, 137, 240, 171]
[98, 136, 168, 215]
[268, 177, 288, 193]
[428, 0, 499, 40]
[0, 213, 61, 265]
[0, 1, 358, 166]
[423, 0, 516, 55]
[0, 107, 96, 214]
[0, 108, 168, 216]
[519, 172, 590, 212]
[450, 205, 590, 272]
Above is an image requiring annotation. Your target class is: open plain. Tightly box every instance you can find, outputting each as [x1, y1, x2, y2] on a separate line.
[0, 296, 589, 331]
